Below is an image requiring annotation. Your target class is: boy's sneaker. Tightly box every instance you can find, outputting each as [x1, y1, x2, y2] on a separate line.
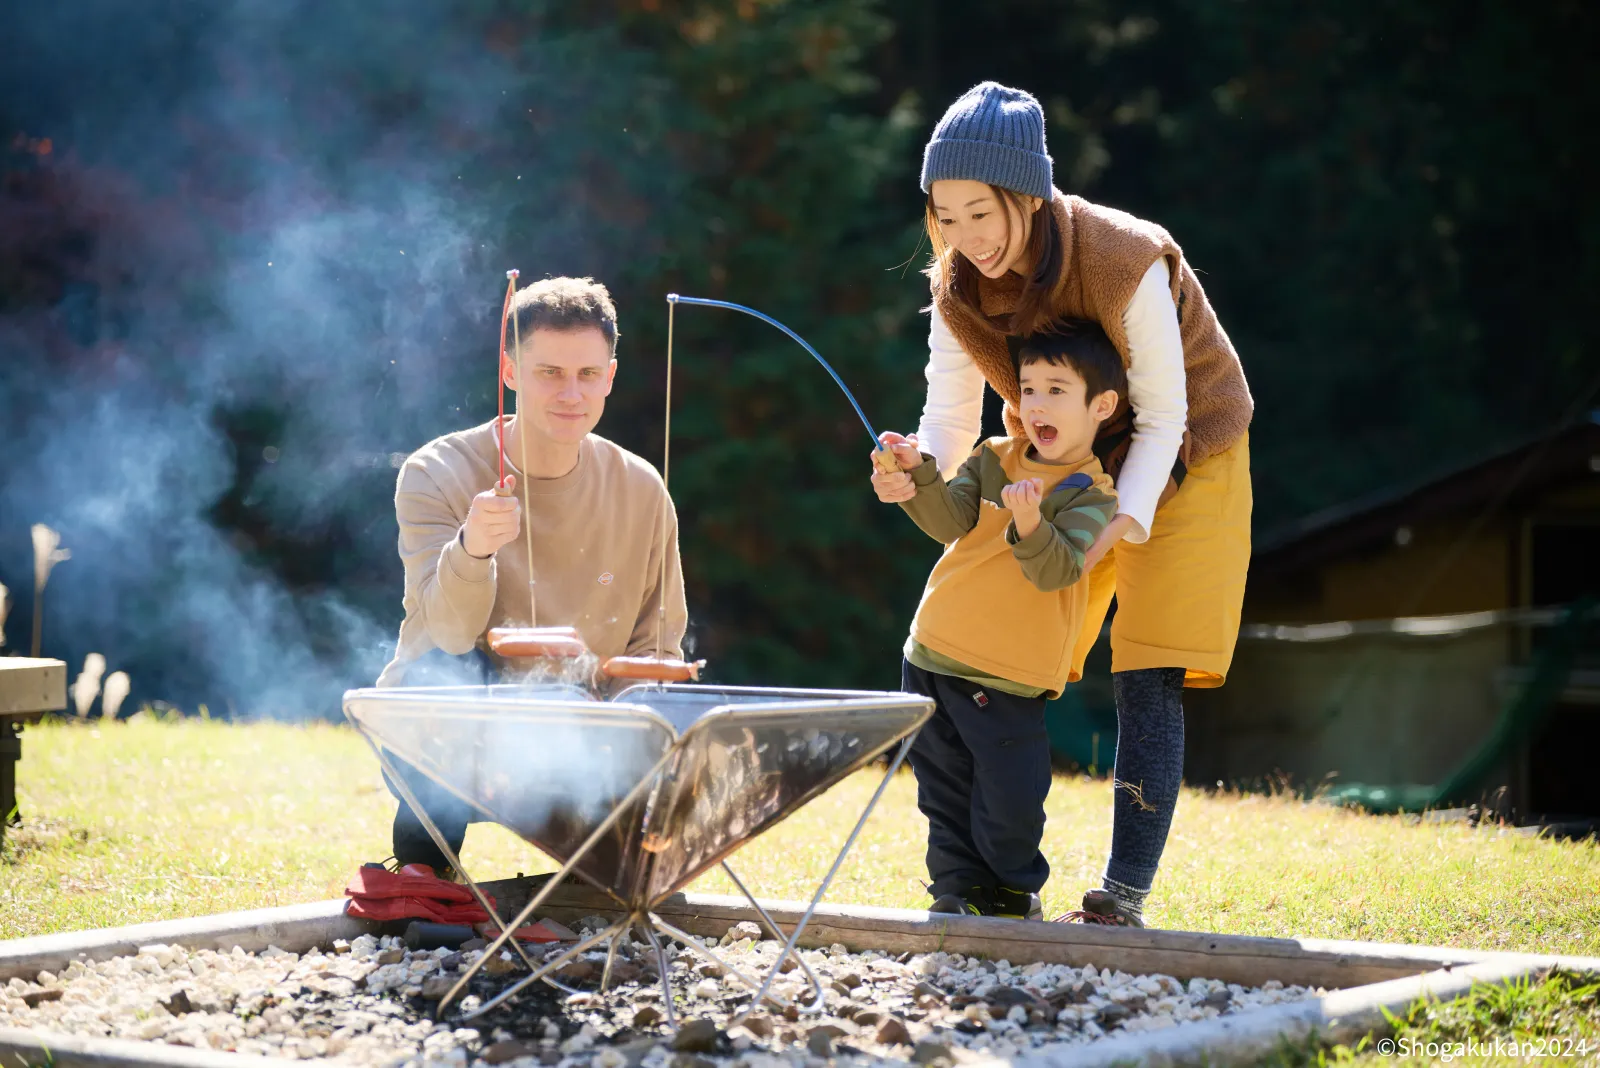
[929, 888, 989, 916]
[1054, 887, 1145, 927]
[988, 887, 1044, 921]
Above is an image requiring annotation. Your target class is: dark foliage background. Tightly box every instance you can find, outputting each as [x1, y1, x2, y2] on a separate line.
[2, 0, 1595, 716]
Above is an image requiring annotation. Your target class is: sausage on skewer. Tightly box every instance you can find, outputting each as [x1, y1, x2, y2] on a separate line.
[600, 656, 706, 683]
[486, 626, 588, 659]
[489, 627, 704, 683]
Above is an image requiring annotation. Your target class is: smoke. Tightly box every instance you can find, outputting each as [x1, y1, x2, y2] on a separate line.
[0, 1, 651, 717]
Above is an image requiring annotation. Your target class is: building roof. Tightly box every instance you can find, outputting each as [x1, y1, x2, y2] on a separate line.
[1252, 414, 1600, 580]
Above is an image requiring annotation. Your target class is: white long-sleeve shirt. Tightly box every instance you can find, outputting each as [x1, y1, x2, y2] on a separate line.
[914, 259, 1187, 544]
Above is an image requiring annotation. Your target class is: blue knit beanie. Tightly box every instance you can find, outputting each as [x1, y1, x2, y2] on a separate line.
[920, 82, 1052, 202]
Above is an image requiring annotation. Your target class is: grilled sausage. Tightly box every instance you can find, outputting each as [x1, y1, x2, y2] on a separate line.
[486, 626, 589, 659]
[600, 656, 706, 682]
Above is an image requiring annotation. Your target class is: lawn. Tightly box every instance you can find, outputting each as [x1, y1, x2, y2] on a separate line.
[5, 717, 1599, 1063]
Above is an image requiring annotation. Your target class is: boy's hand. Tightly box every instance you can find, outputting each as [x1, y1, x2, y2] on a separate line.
[870, 431, 922, 503]
[1001, 477, 1044, 538]
[462, 474, 522, 558]
[878, 431, 925, 470]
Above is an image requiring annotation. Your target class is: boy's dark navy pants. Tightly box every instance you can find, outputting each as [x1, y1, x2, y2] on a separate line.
[901, 658, 1052, 898]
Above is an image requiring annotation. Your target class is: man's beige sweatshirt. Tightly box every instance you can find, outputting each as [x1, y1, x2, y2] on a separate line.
[375, 421, 686, 687]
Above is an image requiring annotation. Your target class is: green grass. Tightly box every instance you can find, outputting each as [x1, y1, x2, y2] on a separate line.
[5, 717, 1599, 1064]
[6, 718, 1598, 950]
[1266, 971, 1600, 1066]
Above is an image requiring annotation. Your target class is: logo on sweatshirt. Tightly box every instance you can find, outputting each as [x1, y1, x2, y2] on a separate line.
[598, 572, 614, 586]
[973, 690, 989, 708]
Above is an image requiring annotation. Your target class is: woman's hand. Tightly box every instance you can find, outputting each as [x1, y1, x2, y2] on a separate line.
[1001, 477, 1044, 538]
[1083, 513, 1137, 572]
[870, 431, 922, 503]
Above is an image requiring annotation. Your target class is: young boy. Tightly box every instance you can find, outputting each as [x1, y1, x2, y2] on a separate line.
[873, 321, 1123, 920]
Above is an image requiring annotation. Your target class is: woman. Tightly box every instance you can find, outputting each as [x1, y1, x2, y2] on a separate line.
[873, 81, 1253, 927]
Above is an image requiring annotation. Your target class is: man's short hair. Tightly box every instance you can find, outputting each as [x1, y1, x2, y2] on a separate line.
[1011, 319, 1127, 402]
[509, 276, 619, 356]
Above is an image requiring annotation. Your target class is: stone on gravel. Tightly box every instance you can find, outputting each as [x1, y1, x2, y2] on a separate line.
[421, 977, 457, 1000]
[557, 960, 599, 983]
[985, 985, 1036, 1007]
[875, 1016, 913, 1046]
[671, 1055, 716, 1068]
[537, 918, 578, 941]
[483, 955, 518, 976]
[632, 1005, 663, 1029]
[728, 922, 763, 941]
[20, 989, 63, 1008]
[740, 1014, 775, 1038]
[481, 1040, 540, 1064]
[911, 1038, 954, 1065]
[669, 1018, 719, 1053]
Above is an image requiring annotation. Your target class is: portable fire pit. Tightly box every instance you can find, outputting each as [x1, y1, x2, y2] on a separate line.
[343, 681, 933, 1025]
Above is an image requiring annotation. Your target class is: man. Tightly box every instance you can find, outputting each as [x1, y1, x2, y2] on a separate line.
[376, 275, 686, 873]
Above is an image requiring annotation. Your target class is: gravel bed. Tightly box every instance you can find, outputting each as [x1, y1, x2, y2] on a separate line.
[1, 918, 1322, 1066]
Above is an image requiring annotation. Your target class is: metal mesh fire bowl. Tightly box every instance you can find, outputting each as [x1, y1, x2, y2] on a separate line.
[343, 684, 932, 908]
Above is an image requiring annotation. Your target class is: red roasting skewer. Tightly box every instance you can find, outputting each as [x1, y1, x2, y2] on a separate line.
[495, 270, 520, 494]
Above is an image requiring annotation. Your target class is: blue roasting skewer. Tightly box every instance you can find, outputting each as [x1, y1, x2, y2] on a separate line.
[667, 294, 885, 450]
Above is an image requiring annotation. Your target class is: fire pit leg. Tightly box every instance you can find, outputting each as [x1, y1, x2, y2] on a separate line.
[730, 734, 918, 1028]
[647, 913, 793, 1013]
[720, 861, 827, 1014]
[453, 920, 627, 1023]
[600, 922, 627, 993]
[426, 747, 680, 1020]
[357, 734, 542, 974]
[639, 921, 678, 1030]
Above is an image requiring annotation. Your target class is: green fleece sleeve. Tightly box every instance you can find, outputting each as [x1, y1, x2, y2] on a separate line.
[897, 451, 985, 544]
[1005, 480, 1119, 591]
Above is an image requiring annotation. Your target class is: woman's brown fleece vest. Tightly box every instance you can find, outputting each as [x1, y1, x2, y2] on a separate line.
[932, 190, 1253, 487]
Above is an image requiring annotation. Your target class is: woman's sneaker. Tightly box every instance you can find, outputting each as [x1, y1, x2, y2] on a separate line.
[988, 887, 1044, 921]
[1053, 888, 1145, 927]
[929, 887, 990, 916]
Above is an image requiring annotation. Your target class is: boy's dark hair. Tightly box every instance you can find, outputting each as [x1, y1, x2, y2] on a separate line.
[1010, 319, 1127, 402]
[509, 276, 619, 357]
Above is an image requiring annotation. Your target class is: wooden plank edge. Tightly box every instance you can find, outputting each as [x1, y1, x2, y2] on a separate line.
[0, 900, 369, 982]
[501, 882, 1600, 991]
[7, 883, 1599, 996]
[0, 1027, 296, 1068]
[1014, 958, 1543, 1068]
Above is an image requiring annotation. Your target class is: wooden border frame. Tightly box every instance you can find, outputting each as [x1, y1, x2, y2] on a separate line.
[4, 880, 1597, 1068]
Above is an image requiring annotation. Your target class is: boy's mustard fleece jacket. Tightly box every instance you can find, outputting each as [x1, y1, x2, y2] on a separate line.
[899, 437, 1117, 698]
